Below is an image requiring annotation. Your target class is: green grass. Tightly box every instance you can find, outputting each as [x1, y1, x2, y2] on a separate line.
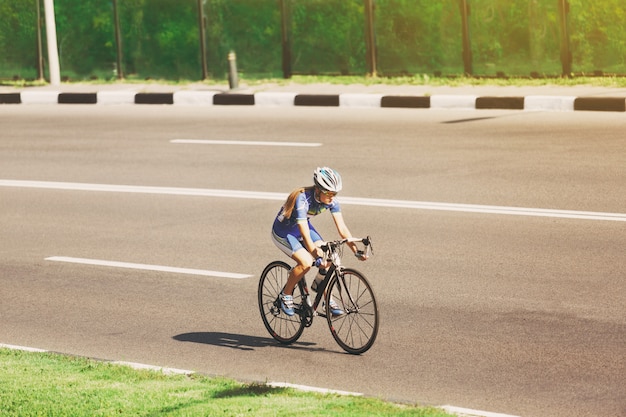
[280, 74, 626, 88]
[3, 73, 626, 89]
[0, 348, 453, 417]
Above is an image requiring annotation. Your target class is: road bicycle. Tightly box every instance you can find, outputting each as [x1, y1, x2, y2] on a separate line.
[258, 237, 378, 354]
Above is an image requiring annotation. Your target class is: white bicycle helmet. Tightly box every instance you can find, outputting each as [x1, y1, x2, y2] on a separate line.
[313, 167, 343, 192]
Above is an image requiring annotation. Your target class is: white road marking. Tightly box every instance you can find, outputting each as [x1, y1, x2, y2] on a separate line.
[267, 382, 363, 397]
[0, 343, 48, 353]
[340, 196, 626, 222]
[45, 256, 252, 279]
[2, 179, 625, 222]
[171, 139, 322, 147]
[0, 179, 286, 200]
[112, 361, 194, 376]
[441, 405, 521, 417]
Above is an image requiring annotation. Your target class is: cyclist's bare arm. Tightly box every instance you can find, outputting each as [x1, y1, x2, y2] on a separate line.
[331, 212, 367, 260]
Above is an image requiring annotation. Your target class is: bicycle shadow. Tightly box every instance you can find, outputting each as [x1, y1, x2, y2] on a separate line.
[173, 331, 333, 353]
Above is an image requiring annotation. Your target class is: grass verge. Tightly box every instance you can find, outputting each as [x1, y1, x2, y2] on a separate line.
[0, 348, 453, 417]
[3, 73, 626, 89]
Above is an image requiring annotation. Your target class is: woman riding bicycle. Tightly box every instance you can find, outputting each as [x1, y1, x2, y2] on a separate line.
[271, 167, 368, 317]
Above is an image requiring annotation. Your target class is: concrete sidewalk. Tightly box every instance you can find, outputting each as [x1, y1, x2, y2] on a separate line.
[1, 81, 625, 111]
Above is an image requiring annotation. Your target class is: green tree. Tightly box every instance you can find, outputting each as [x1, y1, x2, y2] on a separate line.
[375, 0, 449, 74]
[0, 0, 37, 77]
[569, 0, 626, 72]
[290, 0, 365, 74]
[2, 0, 626, 80]
[54, 0, 115, 76]
[206, 0, 281, 78]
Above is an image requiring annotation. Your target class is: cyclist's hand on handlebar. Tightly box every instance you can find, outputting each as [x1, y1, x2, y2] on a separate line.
[312, 246, 325, 260]
[355, 250, 368, 261]
[314, 256, 331, 269]
[311, 247, 330, 268]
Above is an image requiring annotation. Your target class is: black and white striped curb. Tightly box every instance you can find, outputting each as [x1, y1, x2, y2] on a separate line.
[1, 90, 625, 112]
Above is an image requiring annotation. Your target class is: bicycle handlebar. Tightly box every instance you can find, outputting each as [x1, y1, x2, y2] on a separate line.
[320, 236, 372, 253]
[310, 236, 373, 267]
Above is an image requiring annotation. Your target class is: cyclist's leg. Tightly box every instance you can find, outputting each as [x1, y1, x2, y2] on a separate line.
[271, 231, 313, 315]
[308, 225, 327, 275]
[272, 231, 316, 296]
[288, 225, 327, 294]
[307, 225, 340, 312]
[284, 248, 313, 295]
[274, 249, 310, 316]
[308, 225, 324, 248]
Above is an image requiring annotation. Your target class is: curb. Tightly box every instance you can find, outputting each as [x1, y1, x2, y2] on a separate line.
[0, 342, 520, 417]
[1, 91, 624, 112]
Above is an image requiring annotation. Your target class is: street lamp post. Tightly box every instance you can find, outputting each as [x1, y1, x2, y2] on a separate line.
[43, 0, 60, 85]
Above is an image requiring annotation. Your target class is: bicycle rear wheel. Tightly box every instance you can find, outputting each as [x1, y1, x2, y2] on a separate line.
[326, 268, 379, 354]
[258, 261, 305, 344]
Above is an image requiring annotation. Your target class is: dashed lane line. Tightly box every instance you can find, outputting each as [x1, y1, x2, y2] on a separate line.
[170, 139, 322, 147]
[45, 256, 252, 279]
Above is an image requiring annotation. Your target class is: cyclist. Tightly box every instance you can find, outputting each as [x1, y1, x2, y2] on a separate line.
[271, 167, 368, 317]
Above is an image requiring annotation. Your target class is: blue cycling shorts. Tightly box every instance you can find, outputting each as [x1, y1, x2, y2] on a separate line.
[271, 224, 323, 257]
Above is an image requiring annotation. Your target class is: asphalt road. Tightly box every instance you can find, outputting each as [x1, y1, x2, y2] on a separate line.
[1, 105, 625, 417]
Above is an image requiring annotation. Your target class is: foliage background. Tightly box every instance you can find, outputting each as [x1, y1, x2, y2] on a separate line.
[0, 0, 624, 80]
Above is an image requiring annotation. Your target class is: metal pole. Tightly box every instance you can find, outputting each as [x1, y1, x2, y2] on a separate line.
[112, 0, 124, 79]
[364, 0, 377, 76]
[197, 0, 208, 80]
[35, 0, 44, 81]
[459, 0, 472, 76]
[228, 51, 238, 89]
[558, 0, 572, 76]
[280, 0, 292, 79]
[43, 0, 60, 85]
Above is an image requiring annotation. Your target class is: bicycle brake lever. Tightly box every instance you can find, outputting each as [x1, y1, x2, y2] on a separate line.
[365, 236, 373, 256]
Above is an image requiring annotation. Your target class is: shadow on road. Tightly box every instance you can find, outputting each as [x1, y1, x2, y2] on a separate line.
[442, 110, 532, 124]
[173, 331, 331, 353]
[442, 116, 496, 124]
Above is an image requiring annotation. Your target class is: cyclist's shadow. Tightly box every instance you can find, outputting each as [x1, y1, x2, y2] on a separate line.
[173, 332, 329, 353]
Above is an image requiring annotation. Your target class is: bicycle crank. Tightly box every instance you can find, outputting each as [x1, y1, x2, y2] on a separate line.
[301, 305, 314, 327]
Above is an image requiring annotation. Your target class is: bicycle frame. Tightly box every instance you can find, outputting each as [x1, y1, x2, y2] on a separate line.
[295, 237, 372, 321]
[296, 264, 337, 320]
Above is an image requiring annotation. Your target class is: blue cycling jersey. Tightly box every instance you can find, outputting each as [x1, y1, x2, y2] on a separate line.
[272, 188, 340, 239]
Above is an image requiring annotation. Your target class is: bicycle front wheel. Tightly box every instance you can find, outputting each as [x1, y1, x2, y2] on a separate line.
[326, 268, 379, 354]
[258, 261, 305, 345]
